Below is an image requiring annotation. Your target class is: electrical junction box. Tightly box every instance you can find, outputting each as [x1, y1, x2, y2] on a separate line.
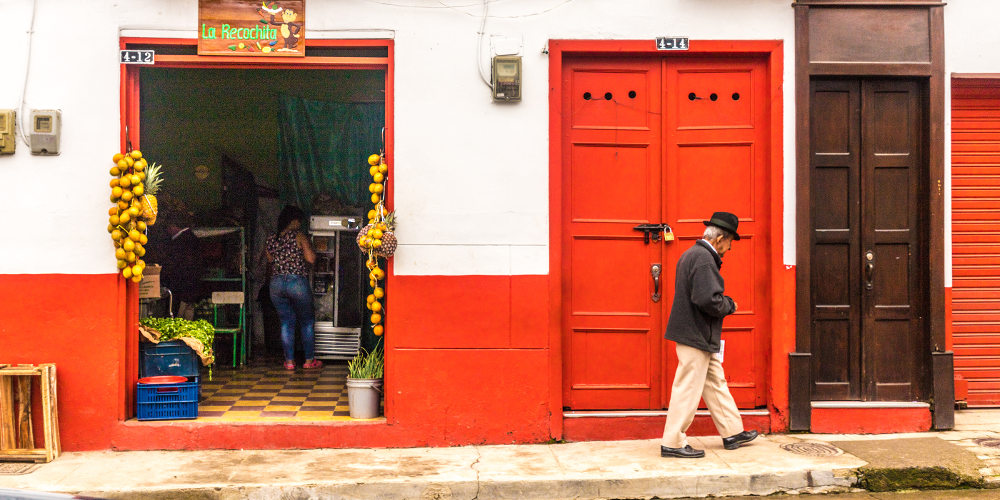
[492, 55, 521, 102]
[30, 109, 60, 155]
[0, 110, 14, 154]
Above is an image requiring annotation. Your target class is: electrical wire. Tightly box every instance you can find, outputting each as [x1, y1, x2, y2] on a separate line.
[477, 0, 492, 90]
[363, 0, 503, 9]
[117, 27, 396, 36]
[18, 0, 38, 146]
[489, 0, 573, 19]
[361, 0, 575, 19]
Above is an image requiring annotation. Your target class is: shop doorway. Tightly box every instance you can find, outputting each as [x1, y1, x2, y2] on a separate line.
[559, 55, 772, 411]
[123, 39, 391, 421]
[807, 78, 930, 402]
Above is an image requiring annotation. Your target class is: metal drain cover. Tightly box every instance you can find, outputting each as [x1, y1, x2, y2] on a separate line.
[0, 462, 41, 475]
[780, 441, 843, 456]
[974, 438, 1000, 448]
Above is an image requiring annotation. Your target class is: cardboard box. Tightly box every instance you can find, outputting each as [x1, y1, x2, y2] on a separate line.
[138, 264, 162, 299]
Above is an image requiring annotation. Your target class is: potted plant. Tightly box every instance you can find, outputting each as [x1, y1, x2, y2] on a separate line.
[346, 343, 384, 419]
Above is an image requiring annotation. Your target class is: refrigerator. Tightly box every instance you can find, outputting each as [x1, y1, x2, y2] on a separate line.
[308, 215, 364, 360]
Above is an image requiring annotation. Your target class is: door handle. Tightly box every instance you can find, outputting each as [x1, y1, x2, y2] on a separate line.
[651, 264, 662, 302]
[864, 250, 874, 290]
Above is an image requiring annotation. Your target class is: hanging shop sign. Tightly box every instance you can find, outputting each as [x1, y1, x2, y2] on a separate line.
[198, 0, 305, 57]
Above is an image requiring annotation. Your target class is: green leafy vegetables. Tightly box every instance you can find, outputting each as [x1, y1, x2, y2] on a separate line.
[140, 317, 216, 359]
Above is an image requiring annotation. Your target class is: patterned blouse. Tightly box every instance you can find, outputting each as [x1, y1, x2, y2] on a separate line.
[267, 230, 310, 277]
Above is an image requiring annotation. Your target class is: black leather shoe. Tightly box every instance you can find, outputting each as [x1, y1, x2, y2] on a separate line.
[660, 445, 705, 458]
[722, 430, 759, 450]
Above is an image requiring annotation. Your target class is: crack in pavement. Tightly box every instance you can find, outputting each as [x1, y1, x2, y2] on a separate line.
[548, 444, 565, 474]
[470, 446, 482, 500]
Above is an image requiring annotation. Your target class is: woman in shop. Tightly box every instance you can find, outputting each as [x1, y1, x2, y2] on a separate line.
[266, 205, 322, 370]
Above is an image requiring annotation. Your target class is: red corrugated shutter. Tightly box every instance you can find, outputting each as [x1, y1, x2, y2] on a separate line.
[952, 79, 1000, 407]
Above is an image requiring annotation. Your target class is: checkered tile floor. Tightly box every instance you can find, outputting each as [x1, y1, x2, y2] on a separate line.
[195, 362, 380, 421]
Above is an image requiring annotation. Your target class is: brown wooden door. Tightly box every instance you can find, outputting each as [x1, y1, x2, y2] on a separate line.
[809, 78, 928, 401]
[561, 56, 771, 410]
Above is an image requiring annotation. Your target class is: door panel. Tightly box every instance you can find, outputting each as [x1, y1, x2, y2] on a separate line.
[861, 80, 926, 401]
[570, 145, 651, 221]
[809, 79, 862, 401]
[571, 328, 651, 385]
[809, 78, 928, 402]
[663, 58, 771, 409]
[674, 144, 754, 218]
[563, 57, 664, 409]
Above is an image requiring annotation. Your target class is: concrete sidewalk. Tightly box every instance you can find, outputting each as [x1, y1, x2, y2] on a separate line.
[1, 411, 999, 499]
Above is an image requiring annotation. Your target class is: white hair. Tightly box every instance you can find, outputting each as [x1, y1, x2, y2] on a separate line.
[703, 225, 734, 242]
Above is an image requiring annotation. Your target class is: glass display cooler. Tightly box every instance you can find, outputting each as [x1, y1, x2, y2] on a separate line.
[308, 215, 364, 360]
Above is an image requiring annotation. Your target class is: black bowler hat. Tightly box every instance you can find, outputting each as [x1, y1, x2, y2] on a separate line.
[703, 211, 741, 240]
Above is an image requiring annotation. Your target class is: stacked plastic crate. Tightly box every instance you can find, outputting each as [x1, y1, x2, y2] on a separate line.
[137, 341, 199, 420]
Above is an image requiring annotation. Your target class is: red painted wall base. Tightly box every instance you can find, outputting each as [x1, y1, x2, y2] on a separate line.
[563, 414, 771, 442]
[1, 273, 557, 451]
[0, 274, 124, 450]
[810, 407, 932, 434]
[2, 271, 800, 450]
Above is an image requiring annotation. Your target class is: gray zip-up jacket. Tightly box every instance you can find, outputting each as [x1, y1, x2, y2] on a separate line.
[664, 239, 736, 353]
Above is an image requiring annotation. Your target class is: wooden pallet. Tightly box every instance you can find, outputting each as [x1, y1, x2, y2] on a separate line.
[0, 364, 60, 463]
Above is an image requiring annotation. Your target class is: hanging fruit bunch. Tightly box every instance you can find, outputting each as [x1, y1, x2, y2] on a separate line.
[107, 150, 161, 282]
[357, 153, 396, 337]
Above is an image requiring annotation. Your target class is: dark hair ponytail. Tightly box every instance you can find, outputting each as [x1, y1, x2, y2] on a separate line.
[276, 205, 305, 234]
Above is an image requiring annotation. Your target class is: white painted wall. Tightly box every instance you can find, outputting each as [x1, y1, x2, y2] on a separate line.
[943, 0, 1000, 289]
[0, 0, 796, 276]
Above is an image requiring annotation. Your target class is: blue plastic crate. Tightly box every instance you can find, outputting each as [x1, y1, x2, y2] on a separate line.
[136, 378, 198, 421]
[140, 340, 199, 378]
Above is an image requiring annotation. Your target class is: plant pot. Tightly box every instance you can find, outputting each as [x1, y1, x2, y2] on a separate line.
[346, 377, 383, 419]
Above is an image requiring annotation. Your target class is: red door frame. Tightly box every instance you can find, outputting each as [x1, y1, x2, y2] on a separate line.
[547, 40, 789, 438]
[118, 37, 394, 420]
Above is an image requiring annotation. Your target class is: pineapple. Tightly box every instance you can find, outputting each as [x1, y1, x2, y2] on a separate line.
[356, 211, 397, 257]
[376, 211, 397, 258]
[141, 162, 163, 225]
[356, 222, 375, 250]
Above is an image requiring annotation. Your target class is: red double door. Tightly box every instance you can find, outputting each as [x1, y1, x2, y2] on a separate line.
[561, 55, 771, 410]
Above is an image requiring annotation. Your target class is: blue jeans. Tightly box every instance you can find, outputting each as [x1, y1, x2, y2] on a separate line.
[269, 274, 315, 362]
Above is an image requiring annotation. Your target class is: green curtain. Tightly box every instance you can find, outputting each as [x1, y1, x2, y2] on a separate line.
[277, 95, 385, 352]
[277, 95, 384, 213]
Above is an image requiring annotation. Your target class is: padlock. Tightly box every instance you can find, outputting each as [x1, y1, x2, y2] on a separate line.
[663, 229, 675, 242]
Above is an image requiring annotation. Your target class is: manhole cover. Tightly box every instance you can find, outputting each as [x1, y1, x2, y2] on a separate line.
[0, 462, 41, 475]
[780, 442, 843, 456]
[974, 438, 1000, 448]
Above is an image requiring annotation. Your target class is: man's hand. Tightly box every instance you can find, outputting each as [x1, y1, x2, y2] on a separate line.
[732, 300, 738, 312]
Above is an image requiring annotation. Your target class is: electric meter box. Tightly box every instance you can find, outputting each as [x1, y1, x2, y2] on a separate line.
[491, 55, 522, 102]
[0, 110, 15, 154]
[30, 109, 61, 156]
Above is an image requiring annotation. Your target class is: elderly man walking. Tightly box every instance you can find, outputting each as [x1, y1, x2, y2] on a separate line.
[660, 211, 758, 458]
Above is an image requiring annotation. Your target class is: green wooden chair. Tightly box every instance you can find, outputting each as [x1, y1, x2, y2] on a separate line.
[211, 291, 246, 367]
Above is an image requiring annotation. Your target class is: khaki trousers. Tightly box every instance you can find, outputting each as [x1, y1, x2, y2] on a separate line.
[661, 342, 744, 448]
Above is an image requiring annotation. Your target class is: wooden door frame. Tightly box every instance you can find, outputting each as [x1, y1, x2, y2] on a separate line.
[547, 39, 785, 438]
[790, 1, 950, 430]
[118, 37, 394, 421]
